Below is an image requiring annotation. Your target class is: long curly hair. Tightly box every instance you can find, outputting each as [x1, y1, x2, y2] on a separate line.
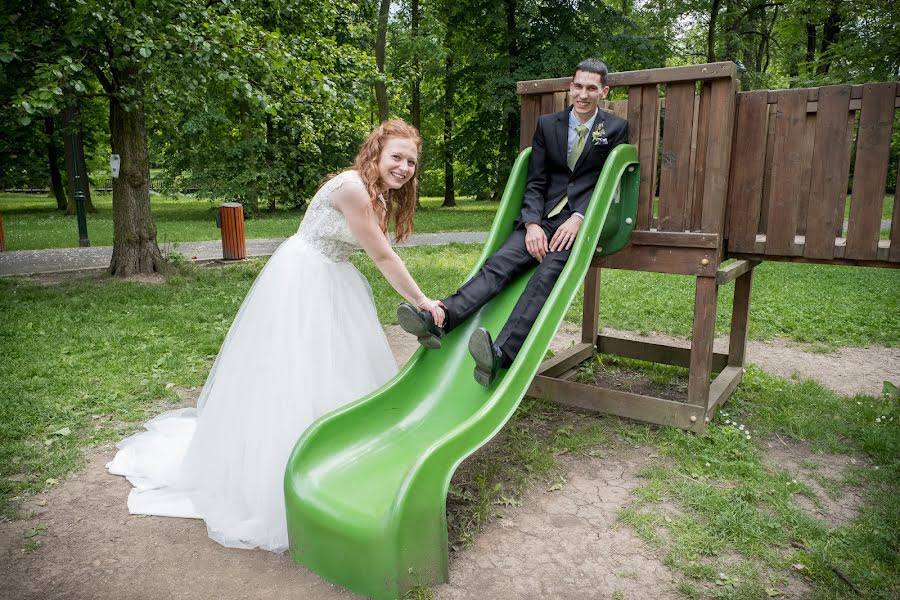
[353, 119, 421, 242]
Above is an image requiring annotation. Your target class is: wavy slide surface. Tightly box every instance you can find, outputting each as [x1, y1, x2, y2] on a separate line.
[285, 144, 640, 599]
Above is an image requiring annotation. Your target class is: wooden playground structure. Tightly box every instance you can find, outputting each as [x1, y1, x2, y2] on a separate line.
[520, 62, 899, 432]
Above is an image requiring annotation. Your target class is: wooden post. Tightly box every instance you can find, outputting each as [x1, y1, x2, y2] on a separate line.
[582, 266, 601, 344]
[728, 268, 754, 367]
[688, 276, 718, 423]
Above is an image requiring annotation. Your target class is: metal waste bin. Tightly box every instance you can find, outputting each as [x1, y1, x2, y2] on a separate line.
[217, 202, 246, 260]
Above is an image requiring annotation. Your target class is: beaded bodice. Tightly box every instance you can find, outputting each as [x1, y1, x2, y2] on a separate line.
[297, 170, 367, 263]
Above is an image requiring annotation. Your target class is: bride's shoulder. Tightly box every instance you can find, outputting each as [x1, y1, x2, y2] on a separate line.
[327, 170, 370, 211]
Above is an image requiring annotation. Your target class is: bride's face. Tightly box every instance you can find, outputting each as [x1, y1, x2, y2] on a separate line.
[377, 137, 418, 191]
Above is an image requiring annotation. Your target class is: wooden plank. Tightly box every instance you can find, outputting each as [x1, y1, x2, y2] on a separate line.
[540, 92, 554, 116]
[582, 267, 601, 344]
[691, 82, 711, 231]
[795, 110, 817, 235]
[846, 82, 896, 260]
[835, 110, 857, 238]
[597, 333, 728, 372]
[527, 376, 705, 431]
[727, 269, 753, 367]
[758, 106, 776, 236]
[519, 95, 539, 150]
[764, 89, 809, 256]
[516, 62, 736, 95]
[889, 186, 900, 263]
[726, 90, 769, 253]
[629, 230, 719, 248]
[699, 77, 736, 234]
[637, 85, 660, 230]
[708, 366, 743, 413]
[687, 93, 701, 230]
[715, 259, 759, 285]
[687, 277, 718, 410]
[728, 247, 899, 268]
[804, 85, 853, 259]
[552, 91, 568, 112]
[658, 82, 695, 232]
[604, 99, 628, 119]
[596, 244, 718, 276]
[537, 342, 595, 379]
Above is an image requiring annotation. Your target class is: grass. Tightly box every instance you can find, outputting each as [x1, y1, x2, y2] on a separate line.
[0, 192, 499, 251]
[1, 244, 898, 597]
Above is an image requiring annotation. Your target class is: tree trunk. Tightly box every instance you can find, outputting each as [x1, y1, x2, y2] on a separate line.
[442, 49, 456, 207]
[494, 0, 519, 201]
[817, 4, 841, 76]
[707, 0, 722, 63]
[61, 104, 96, 214]
[108, 75, 167, 277]
[805, 20, 817, 67]
[374, 0, 390, 122]
[240, 99, 259, 216]
[410, 0, 421, 132]
[45, 116, 67, 210]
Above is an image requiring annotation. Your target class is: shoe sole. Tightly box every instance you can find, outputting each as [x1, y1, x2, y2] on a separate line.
[397, 304, 442, 350]
[468, 328, 495, 387]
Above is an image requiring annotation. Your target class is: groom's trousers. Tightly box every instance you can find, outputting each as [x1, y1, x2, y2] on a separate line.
[441, 209, 574, 366]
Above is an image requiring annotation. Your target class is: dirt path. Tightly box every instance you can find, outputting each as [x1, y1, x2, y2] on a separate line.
[2, 328, 895, 600]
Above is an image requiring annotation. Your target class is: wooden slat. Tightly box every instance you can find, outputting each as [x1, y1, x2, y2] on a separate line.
[764, 89, 808, 255]
[691, 82, 711, 231]
[629, 230, 719, 248]
[795, 111, 817, 235]
[636, 85, 659, 230]
[582, 267, 601, 344]
[596, 244, 718, 276]
[846, 82, 896, 260]
[835, 110, 857, 238]
[517, 62, 736, 95]
[537, 342, 595, 378]
[727, 269, 753, 367]
[687, 94, 701, 230]
[699, 77, 736, 234]
[552, 91, 568, 112]
[658, 82, 695, 231]
[540, 92, 554, 116]
[726, 90, 769, 252]
[597, 333, 728, 372]
[758, 107, 776, 236]
[804, 85, 853, 259]
[889, 187, 900, 262]
[687, 277, 718, 409]
[708, 366, 743, 413]
[520, 95, 539, 150]
[604, 99, 628, 119]
[715, 259, 759, 285]
[527, 376, 705, 431]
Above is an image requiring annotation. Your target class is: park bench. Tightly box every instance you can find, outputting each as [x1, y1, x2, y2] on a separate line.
[517, 62, 898, 432]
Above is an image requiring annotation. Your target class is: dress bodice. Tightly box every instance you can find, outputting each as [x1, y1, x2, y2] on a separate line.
[297, 170, 367, 262]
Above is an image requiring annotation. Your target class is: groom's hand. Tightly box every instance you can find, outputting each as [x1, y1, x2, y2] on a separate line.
[549, 215, 582, 252]
[525, 223, 548, 263]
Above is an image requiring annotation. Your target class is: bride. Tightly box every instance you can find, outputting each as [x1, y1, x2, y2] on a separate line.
[107, 120, 445, 552]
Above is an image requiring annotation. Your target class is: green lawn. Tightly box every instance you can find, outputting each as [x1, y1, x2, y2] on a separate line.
[0, 192, 499, 251]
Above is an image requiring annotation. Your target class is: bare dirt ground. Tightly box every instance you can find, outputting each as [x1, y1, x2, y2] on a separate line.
[1, 326, 895, 600]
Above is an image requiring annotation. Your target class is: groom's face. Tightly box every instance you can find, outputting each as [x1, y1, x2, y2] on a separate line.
[569, 70, 608, 122]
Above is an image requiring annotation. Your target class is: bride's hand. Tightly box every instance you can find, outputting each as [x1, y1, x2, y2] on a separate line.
[417, 298, 446, 328]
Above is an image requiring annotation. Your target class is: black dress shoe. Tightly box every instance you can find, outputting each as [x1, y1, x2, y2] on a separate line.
[468, 327, 504, 387]
[397, 303, 443, 349]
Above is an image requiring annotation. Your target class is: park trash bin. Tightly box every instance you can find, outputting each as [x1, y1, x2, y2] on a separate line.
[217, 202, 246, 260]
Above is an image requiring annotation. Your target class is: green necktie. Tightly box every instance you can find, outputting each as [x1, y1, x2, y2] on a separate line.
[549, 124, 589, 218]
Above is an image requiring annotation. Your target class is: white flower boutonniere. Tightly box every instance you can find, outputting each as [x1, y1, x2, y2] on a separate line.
[592, 124, 608, 146]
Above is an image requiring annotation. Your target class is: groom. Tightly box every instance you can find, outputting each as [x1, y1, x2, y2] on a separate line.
[399, 58, 629, 387]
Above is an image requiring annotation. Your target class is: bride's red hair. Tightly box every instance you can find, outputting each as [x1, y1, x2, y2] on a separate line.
[353, 119, 421, 242]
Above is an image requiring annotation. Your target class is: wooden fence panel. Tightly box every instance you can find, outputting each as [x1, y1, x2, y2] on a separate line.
[699, 78, 736, 234]
[846, 82, 896, 260]
[765, 89, 808, 255]
[633, 85, 659, 230]
[658, 82, 695, 231]
[804, 85, 852, 259]
[726, 91, 769, 252]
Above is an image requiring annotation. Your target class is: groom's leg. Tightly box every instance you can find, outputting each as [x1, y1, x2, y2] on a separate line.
[441, 228, 536, 332]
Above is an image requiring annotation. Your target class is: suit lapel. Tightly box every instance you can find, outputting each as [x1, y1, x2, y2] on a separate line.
[554, 109, 568, 166]
[573, 110, 607, 173]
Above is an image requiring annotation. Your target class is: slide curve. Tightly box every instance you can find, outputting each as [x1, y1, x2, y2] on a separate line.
[285, 144, 640, 599]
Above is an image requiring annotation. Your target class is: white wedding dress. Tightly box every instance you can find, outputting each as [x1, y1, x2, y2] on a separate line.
[107, 170, 398, 552]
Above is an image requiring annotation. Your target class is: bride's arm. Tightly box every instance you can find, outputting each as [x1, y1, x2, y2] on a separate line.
[331, 185, 445, 326]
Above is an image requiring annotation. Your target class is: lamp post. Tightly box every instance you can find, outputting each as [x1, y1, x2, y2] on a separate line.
[65, 113, 90, 247]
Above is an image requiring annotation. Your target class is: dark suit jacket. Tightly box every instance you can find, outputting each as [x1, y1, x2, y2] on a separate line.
[516, 106, 629, 228]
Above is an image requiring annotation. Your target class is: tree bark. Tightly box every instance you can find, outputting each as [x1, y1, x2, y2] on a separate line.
[240, 99, 259, 216]
[410, 0, 421, 132]
[107, 73, 167, 277]
[374, 0, 390, 122]
[707, 0, 722, 63]
[805, 20, 817, 67]
[61, 104, 96, 214]
[442, 48, 456, 207]
[494, 0, 520, 201]
[816, 4, 841, 76]
[45, 116, 67, 210]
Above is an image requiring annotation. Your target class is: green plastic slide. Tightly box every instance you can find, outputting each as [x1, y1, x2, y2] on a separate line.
[285, 144, 640, 599]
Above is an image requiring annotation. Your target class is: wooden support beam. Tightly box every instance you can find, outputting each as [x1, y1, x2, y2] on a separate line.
[628, 230, 720, 249]
[597, 333, 727, 372]
[528, 376, 707, 431]
[517, 62, 737, 95]
[596, 244, 719, 276]
[537, 343, 595, 379]
[708, 366, 743, 414]
[728, 269, 753, 367]
[687, 277, 718, 413]
[715, 259, 759, 285]
[582, 267, 601, 344]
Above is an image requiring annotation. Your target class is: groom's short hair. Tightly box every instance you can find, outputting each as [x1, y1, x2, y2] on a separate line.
[574, 58, 609, 86]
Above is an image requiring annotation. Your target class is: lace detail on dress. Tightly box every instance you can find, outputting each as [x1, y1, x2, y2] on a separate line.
[297, 170, 366, 262]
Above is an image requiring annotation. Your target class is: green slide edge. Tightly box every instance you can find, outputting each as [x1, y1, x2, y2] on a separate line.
[285, 144, 640, 599]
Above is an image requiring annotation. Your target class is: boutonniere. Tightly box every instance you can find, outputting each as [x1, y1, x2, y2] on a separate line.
[592, 124, 608, 145]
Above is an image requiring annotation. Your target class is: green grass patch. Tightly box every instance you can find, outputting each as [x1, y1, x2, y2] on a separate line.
[0, 192, 498, 251]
